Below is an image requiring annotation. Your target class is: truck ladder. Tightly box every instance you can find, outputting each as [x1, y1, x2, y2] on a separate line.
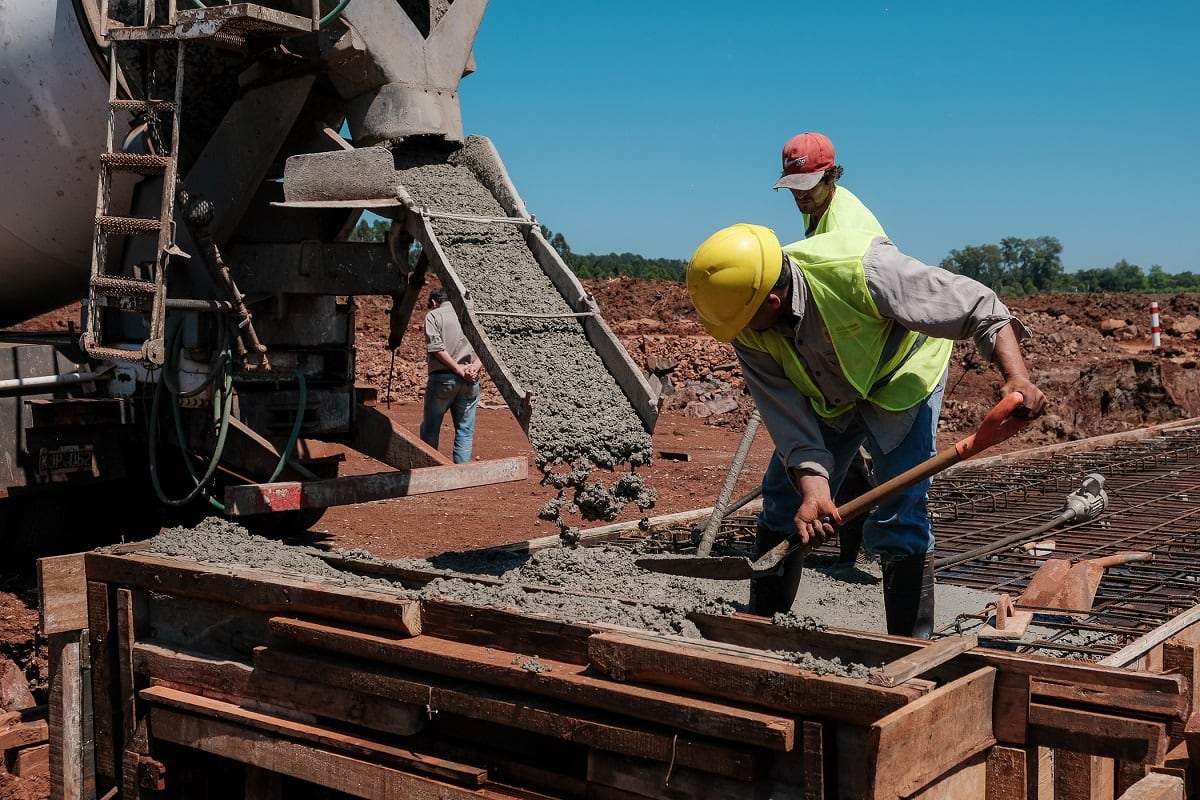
[82, 2, 317, 366]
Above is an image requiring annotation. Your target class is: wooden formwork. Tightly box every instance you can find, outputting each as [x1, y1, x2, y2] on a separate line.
[36, 548, 1200, 800]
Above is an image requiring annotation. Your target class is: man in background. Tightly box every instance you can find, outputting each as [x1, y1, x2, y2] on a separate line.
[752, 132, 884, 614]
[420, 287, 481, 464]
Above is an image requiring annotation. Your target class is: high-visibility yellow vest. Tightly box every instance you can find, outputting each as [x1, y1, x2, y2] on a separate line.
[807, 186, 885, 237]
[736, 230, 953, 418]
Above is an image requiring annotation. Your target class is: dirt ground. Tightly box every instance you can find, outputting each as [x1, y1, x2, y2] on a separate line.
[4, 282, 1200, 798]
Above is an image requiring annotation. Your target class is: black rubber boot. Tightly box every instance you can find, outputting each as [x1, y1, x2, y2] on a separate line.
[882, 553, 935, 639]
[749, 524, 805, 617]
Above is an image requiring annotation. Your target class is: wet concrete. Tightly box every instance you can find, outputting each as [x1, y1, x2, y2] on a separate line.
[393, 147, 655, 536]
[135, 518, 1003, 677]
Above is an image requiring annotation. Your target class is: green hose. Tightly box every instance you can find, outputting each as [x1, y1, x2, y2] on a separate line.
[149, 322, 234, 510]
[184, 0, 351, 28]
[267, 371, 307, 483]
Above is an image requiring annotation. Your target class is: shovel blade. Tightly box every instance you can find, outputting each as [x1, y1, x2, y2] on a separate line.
[1017, 558, 1073, 608]
[633, 555, 758, 580]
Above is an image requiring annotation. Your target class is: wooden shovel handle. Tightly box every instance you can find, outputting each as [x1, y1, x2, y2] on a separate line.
[1088, 552, 1153, 569]
[836, 393, 1029, 524]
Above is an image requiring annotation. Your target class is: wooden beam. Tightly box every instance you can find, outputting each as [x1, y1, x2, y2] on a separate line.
[1100, 603, 1200, 669]
[148, 706, 537, 799]
[586, 630, 928, 726]
[224, 457, 528, 515]
[1029, 703, 1168, 764]
[986, 746, 1030, 800]
[133, 642, 424, 736]
[865, 667, 996, 800]
[264, 618, 795, 752]
[47, 631, 89, 800]
[84, 552, 422, 635]
[867, 634, 977, 687]
[691, 611, 1188, 725]
[252, 646, 764, 782]
[141, 686, 487, 787]
[585, 749, 802, 800]
[37, 553, 88, 634]
[86, 580, 117, 791]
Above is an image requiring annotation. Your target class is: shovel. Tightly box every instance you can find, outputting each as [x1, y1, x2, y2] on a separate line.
[636, 392, 1031, 580]
[1018, 551, 1153, 612]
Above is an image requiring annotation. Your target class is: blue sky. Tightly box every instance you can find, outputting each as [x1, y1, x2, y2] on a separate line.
[458, 2, 1199, 273]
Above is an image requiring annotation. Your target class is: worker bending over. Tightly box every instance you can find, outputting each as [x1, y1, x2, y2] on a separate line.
[687, 225, 1046, 638]
[760, 132, 885, 590]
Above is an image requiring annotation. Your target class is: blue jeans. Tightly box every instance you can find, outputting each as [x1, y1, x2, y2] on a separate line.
[420, 372, 479, 464]
[757, 379, 944, 559]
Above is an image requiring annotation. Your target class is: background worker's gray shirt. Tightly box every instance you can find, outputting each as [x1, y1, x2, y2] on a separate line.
[425, 303, 477, 373]
[734, 237, 1029, 480]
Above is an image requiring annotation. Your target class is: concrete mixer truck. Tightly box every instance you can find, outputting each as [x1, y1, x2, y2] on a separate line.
[0, 0, 659, 546]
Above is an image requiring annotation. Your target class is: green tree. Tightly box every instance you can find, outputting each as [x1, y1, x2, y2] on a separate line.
[349, 218, 389, 242]
[941, 244, 1003, 286]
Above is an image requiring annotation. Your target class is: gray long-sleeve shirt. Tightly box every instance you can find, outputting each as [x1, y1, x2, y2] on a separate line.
[733, 236, 1029, 480]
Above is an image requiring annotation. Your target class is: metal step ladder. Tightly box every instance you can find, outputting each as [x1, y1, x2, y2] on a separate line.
[82, 2, 318, 366]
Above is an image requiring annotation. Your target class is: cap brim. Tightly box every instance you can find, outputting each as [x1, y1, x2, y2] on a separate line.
[773, 171, 825, 191]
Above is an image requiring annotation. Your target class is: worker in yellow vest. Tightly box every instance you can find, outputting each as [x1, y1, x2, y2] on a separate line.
[687, 225, 1046, 638]
[757, 133, 883, 603]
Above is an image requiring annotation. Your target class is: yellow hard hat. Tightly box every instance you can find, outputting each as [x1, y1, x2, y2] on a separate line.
[686, 223, 783, 343]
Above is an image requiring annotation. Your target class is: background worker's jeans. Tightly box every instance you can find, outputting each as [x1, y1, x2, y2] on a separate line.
[756, 378, 944, 560]
[420, 372, 479, 464]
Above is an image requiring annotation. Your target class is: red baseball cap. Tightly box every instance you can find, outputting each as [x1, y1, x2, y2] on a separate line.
[772, 132, 836, 191]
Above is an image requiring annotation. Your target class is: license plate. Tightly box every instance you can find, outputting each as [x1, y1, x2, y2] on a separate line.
[38, 446, 94, 473]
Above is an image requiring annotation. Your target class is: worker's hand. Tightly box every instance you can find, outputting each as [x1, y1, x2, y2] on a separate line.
[1001, 378, 1046, 419]
[460, 362, 481, 382]
[793, 473, 841, 547]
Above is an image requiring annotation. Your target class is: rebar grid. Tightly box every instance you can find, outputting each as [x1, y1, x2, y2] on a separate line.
[933, 427, 1200, 656]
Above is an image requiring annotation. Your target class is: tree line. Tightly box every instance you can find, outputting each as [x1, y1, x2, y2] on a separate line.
[350, 219, 1194, 293]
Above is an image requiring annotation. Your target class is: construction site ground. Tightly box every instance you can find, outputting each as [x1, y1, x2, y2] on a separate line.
[5, 283, 1200, 799]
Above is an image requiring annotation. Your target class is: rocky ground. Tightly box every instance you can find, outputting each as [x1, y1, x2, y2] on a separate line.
[4, 284, 1200, 799]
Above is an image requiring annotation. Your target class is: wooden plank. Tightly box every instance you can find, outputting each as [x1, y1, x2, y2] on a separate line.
[1053, 750, 1115, 799]
[1101, 603, 1200, 668]
[253, 645, 764, 782]
[910, 750, 987, 799]
[1118, 773, 1185, 800]
[37, 553, 88, 634]
[133, 642, 424, 736]
[585, 749, 802, 800]
[585, 629, 926, 726]
[141, 685, 487, 787]
[1162, 635, 1199, 748]
[421, 598, 595, 665]
[691, 610, 1188, 725]
[86, 580, 117, 790]
[994, 671, 1030, 746]
[867, 634, 977, 687]
[1151, 740, 1193, 797]
[265, 618, 795, 752]
[1032, 676, 1189, 725]
[986, 745, 1030, 800]
[9, 742, 50, 778]
[149, 707, 552, 799]
[1029, 703, 1168, 763]
[866, 667, 996, 800]
[801, 720, 824, 800]
[225, 456, 528, 515]
[47, 631, 88, 800]
[84, 551, 423, 635]
[115, 588, 142, 746]
[0, 719, 48, 751]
